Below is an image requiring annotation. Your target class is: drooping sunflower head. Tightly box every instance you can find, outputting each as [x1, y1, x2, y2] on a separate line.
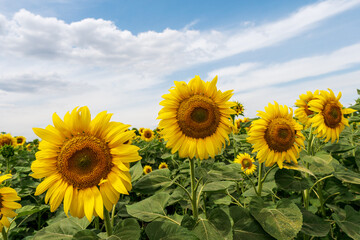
[157, 75, 236, 160]
[15, 136, 26, 146]
[143, 165, 152, 174]
[308, 89, 356, 143]
[141, 128, 154, 142]
[294, 90, 319, 128]
[158, 162, 168, 169]
[232, 101, 245, 116]
[234, 153, 256, 175]
[139, 128, 145, 134]
[0, 134, 16, 147]
[247, 102, 305, 169]
[31, 106, 141, 221]
[0, 174, 21, 231]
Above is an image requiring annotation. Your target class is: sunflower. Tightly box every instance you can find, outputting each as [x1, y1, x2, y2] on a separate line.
[0, 174, 21, 231]
[31, 106, 141, 221]
[141, 128, 154, 142]
[232, 101, 244, 116]
[247, 102, 305, 168]
[139, 128, 145, 134]
[157, 75, 235, 160]
[294, 90, 319, 128]
[26, 144, 33, 151]
[308, 89, 356, 143]
[143, 165, 152, 174]
[235, 117, 250, 133]
[15, 136, 26, 146]
[0, 134, 16, 147]
[234, 153, 256, 175]
[158, 162, 168, 169]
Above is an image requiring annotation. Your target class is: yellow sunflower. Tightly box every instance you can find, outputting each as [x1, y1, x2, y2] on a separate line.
[294, 90, 319, 128]
[15, 136, 26, 146]
[141, 128, 154, 142]
[232, 101, 244, 116]
[0, 134, 16, 147]
[158, 162, 168, 169]
[0, 174, 21, 231]
[31, 106, 141, 221]
[247, 102, 305, 169]
[139, 128, 145, 134]
[234, 153, 256, 175]
[157, 75, 235, 160]
[308, 89, 356, 143]
[235, 117, 250, 133]
[143, 165, 152, 174]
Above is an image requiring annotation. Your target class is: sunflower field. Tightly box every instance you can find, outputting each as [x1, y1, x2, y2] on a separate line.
[0, 76, 360, 240]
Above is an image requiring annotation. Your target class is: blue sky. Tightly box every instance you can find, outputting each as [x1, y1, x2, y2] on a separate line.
[0, 0, 360, 140]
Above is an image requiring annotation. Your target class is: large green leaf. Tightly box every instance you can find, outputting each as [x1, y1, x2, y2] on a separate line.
[130, 160, 143, 183]
[145, 221, 199, 240]
[333, 165, 360, 185]
[230, 206, 274, 240]
[34, 216, 91, 240]
[322, 143, 356, 153]
[300, 208, 330, 237]
[126, 192, 172, 222]
[275, 169, 310, 191]
[132, 169, 174, 194]
[72, 230, 99, 240]
[301, 152, 336, 175]
[202, 181, 236, 193]
[16, 204, 49, 218]
[112, 218, 141, 240]
[249, 197, 302, 240]
[206, 163, 243, 181]
[192, 209, 232, 240]
[328, 204, 360, 240]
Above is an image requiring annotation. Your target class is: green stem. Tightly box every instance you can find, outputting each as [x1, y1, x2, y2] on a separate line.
[104, 207, 113, 236]
[226, 189, 243, 207]
[189, 158, 198, 220]
[202, 192, 207, 218]
[317, 183, 326, 217]
[261, 165, 277, 183]
[6, 156, 10, 174]
[241, 172, 257, 195]
[304, 127, 314, 210]
[257, 163, 264, 197]
[110, 204, 116, 229]
[95, 217, 99, 230]
[2, 228, 7, 240]
[309, 174, 334, 193]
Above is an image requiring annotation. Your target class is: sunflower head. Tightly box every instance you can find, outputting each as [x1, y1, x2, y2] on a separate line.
[158, 162, 168, 169]
[247, 102, 305, 169]
[15, 136, 26, 147]
[31, 106, 141, 221]
[234, 153, 256, 175]
[143, 165, 152, 174]
[139, 128, 145, 134]
[0, 174, 21, 231]
[232, 101, 244, 116]
[141, 128, 154, 142]
[294, 90, 319, 128]
[309, 89, 356, 143]
[0, 134, 16, 147]
[157, 75, 236, 160]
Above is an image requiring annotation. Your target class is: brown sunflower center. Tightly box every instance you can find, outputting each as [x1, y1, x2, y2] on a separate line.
[144, 131, 152, 138]
[17, 138, 23, 144]
[304, 104, 313, 116]
[145, 168, 152, 173]
[177, 95, 220, 138]
[57, 135, 113, 189]
[264, 118, 295, 152]
[323, 101, 342, 128]
[241, 158, 252, 168]
[0, 138, 12, 146]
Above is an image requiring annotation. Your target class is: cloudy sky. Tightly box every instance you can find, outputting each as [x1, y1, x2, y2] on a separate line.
[1, 0, 360, 140]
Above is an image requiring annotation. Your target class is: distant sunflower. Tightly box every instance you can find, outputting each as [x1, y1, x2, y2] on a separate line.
[294, 90, 319, 128]
[235, 117, 250, 133]
[0, 174, 21, 231]
[308, 89, 356, 143]
[31, 106, 141, 221]
[234, 153, 256, 175]
[0, 134, 16, 147]
[247, 102, 305, 168]
[139, 128, 145, 134]
[143, 165, 152, 174]
[157, 76, 235, 160]
[26, 143, 33, 151]
[15, 136, 26, 146]
[158, 162, 168, 169]
[232, 101, 244, 116]
[141, 128, 154, 142]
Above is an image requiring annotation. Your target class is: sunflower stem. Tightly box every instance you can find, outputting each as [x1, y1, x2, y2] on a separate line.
[257, 162, 264, 197]
[261, 165, 277, 183]
[110, 204, 116, 228]
[104, 207, 113, 236]
[95, 217, 99, 230]
[304, 127, 314, 210]
[189, 158, 198, 220]
[1, 228, 7, 240]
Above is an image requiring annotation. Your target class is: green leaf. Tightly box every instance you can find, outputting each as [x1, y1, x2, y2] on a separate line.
[282, 162, 315, 177]
[348, 115, 360, 123]
[72, 230, 99, 240]
[249, 197, 302, 240]
[192, 209, 232, 240]
[145, 221, 199, 240]
[112, 218, 141, 240]
[300, 208, 330, 237]
[132, 169, 174, 194]
[275, 169, 310, 191]
[202, 181, 235, 193]
[126, 192, 172, 222]
[16, 204, 49, 218]
[230, 206, 274, 240]
[322, 143, 356, 153]
[130, 161, 143, 183]
[206, 163, 243, 181]
[329, 205, 360, 240]
[301, 152, 336, 175]
[34, 216, 91, 240]
[334, 165, 360, 185]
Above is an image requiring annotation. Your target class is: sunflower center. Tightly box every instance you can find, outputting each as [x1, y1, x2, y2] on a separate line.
[144, 131, 152, 138]
[177, 95, 220, 138]
[264, 118, 295, 152]
[304, 104, 313, 116]
[17, 138, 22, 144]
[242, 158, 252, 168]
[0, 194, 3, 209]
[1, 138, 12, 146]
[57, 135, 113, 189]
[323, 102, 342, 128]
[145, 168, 151, 173]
